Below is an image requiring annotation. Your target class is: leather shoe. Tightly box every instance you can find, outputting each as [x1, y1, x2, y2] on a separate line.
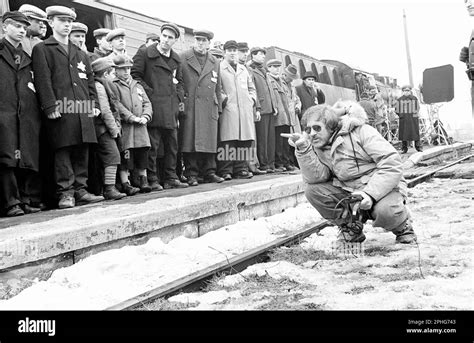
[250, 168, 267, 175]
[187, 176, 199, 186]
[273, 166, 286, 172]
[164, 179, 189, 189]
[6, 204, 25, 217]
[149, 180, 164, 191]
[234, 170, 253, 179]
[284, 165, 298, 171]
[203, 174, 224, 183]
[21, 203, 41, 214]
[75, 190, 104, 204]
[59, 194, 75, 209]
[222, 173, 232, 181]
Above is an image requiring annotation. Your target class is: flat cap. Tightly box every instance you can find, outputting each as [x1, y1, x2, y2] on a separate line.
[302, 71, 317, 80]
[402, 85, 412, 91]
[223, 40, 238, 50]
[266, 59, 282, 68]
[93, 28, 111, 38]
[146, 32, 159, 41]
[237, 42, 249, 51]
[18, 4, 47, 21]
[1, 11, 30, 26]
[284, 64, 298, 79]
[250, 46, 266, 55]
[106, 28, 126, 42]
[193, 29, 214, 40]
[91, 57, 116, 73]
[45, 6, 76, 20]
[209, 48, 224, 58]
[71, 22, 88, 34]
[160, 22, 180, 38]
[113, 54, 133, 68]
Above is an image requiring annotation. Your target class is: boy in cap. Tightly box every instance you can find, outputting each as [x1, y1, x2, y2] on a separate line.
[69, 22, 89, 52]
[113, 55, 153, 193]
[179, 29, 224, 186]
[0, 11, 43, 216]
[107, 28, 127, 58]
[145, 32, 160, 47]
[91, 57, 129, 200]
[89, 28, 112, 62]
[131, 22, 188, 190]
[266, 59, 293, 172]
[237, 42, 249, 66]
[209, 48, 224, 61]
[18, 4, 48, 56]
[32, 5, 104, 209]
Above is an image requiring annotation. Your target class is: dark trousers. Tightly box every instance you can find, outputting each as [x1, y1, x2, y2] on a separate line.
[0, 167, 41, 210]
[147, 127, 179, 182]
[183, 152, 217, 177]
[54, 144, 89, 197]
[255, 113, 275, 170]
[275, 125, 292, 168]
[217, 140, 252, 176]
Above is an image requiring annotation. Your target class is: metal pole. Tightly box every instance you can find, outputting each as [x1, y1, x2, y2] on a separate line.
[403, 9, 414, 87]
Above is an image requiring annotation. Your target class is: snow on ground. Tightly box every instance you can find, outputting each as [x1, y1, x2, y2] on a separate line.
[0, 203, 322, 310]
[166, 178, 474, 310]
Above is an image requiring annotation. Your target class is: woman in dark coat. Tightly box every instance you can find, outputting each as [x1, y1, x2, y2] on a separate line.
[395, 85, 421, 153]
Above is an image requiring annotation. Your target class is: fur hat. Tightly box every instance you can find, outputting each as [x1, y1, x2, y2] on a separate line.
[333, 100, 368, 133]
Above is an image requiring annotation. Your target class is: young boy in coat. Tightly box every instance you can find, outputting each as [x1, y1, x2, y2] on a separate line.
[91, 57, 135, 199]
[112, 55, 154, 193]
[32, 6, 104, 208]
[0, 11, 42, 216]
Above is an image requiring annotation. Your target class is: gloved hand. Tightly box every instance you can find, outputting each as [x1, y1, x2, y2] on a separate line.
[351, 190, 373, 210]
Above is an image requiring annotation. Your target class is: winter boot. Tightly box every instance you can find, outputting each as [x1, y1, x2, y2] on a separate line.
[139, 175, 152, 193]
[104, 185, 127, 200]
[337, 221, 366, 243]
[393, 221, 417, 244]
[121, 182, 140, 196]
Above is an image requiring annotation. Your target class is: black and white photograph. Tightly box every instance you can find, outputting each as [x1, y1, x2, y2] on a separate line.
[0, 0, 472, 339]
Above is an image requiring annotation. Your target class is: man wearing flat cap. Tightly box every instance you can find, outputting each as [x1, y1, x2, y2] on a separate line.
[145, 32, 160, 47]
[394, 85, 422, 153]
[237, 42, 250, 66]
[69, 22, 88, 52]
[296, 71, 325, 120]
[89, 28, 112, 62]
[217, 40, 257, 180]
[178, 29, 223, 186]
[0, 11, 43, 216]
[209, 48, 224, 61]
[247, 46, 277, 174]
[107, 28, 127, 57]
[131, 22, 188, 190]
[18, 4, 48, 56]
[32, 5, 104, 209]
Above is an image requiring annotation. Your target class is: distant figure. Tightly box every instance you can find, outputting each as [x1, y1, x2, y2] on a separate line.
[18, 4, 47, 56]
[145, 32, 160, 47]
[237, 42, 249, 66]
[296, 72, 324, 120]
[394, 85, 421, 153]
[69, 22, 88, 52]
[89, 28, 112, 62]
[107, 28, 127, 58]
[209, 47, 224, 61]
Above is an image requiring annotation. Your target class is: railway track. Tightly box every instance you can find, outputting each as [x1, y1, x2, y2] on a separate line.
[106, 154, 474, 311]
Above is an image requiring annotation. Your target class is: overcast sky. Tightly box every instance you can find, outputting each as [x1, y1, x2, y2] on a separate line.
[110, 0, 473, 123]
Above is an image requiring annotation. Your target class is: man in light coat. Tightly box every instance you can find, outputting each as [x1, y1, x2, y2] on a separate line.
[217, 40, 257, 180]
[180, 29, 224, 186]
[283, 102, 417, 244]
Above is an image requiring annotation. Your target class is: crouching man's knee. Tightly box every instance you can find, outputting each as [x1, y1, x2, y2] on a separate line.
[304, 182, 350, 222]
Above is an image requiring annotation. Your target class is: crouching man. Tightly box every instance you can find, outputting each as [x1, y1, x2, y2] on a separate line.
[283, 102, 417, 244]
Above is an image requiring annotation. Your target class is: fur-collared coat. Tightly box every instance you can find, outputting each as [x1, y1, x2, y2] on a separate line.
[218, 60, 257, 142]
[180, 48, 222, 153]
[0, 38, 41, 171]
[296, 101, 407, 202]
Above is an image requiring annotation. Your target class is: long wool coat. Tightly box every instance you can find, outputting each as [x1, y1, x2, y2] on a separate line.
[0, 39, 41, 171]
[131, 43, 184, 129]
[218, 60, 257, 142]
[113, 78, 152, 151]
[267, 74, 291, 127]
[395, 94, 420, 141]
[32, 37, 98, 150]
[180, 48, 222, 153]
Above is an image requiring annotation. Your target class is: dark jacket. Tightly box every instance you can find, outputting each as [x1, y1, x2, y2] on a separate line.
[248, 61, 276, 114]
[131, 43, 184, 129]
[32, 37, 98, 150]
[296, 83, 318, 116]
[395, 94, 420, 141]
[0, 38, 41, 171]
[88, 47, 111, 62]
[179, 48, 221, 153]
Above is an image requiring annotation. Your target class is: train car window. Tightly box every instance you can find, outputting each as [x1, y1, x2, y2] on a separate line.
[298, 59, 306, 76]
[332, 69, 342, 87]
[311, 63, 320, 82]
[285, 55, 292, 66]
[322, 66, 332, 85]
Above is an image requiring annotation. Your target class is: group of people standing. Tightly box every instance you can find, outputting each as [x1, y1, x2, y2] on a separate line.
[1, 4, 331, 217]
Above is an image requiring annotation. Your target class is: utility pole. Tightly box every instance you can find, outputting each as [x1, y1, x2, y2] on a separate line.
[403, 9, 414, 88]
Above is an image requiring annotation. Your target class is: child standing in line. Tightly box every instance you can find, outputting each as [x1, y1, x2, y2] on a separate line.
[112, 55, 153, 193]
[91, 57, 138, 199]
